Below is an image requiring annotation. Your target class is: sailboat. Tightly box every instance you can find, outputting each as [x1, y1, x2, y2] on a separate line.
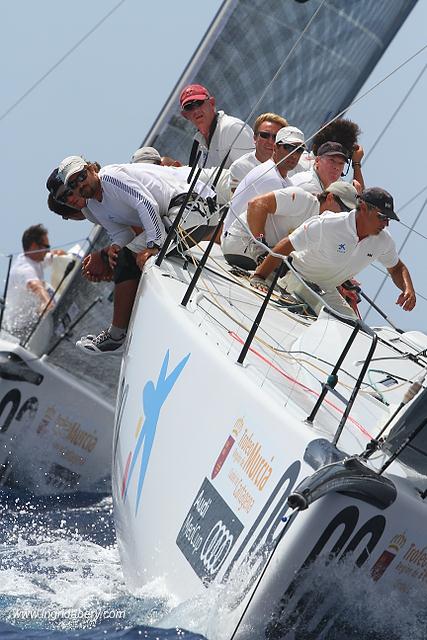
[110, 1, 427, 637]
[0, 225, 120, 494]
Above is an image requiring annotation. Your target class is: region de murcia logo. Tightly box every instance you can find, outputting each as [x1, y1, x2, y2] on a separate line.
[337, 243, 346, 253]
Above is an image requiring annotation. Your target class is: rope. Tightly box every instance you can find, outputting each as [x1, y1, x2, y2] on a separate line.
[0, 0, 127, 124]
[363, 60, 427, 164]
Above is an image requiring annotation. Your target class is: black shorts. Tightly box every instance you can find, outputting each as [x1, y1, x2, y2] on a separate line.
[114, 247, 141, 284]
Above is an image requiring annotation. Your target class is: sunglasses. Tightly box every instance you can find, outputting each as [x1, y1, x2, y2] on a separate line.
[377, 212, 390, 222]
[257, 131, 276, 141]
[182, 98, 208, 112]
[68, 168, 88, 191]
[39, 243, 50, 249]
[55, 186, 74, 204]
[277, 143, 305, 153]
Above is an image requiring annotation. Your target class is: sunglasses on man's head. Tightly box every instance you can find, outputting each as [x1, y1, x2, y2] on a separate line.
[277, 143, 304, 153]
[182, 99, 208, 112]
[257, 131, 276, 141]
[68, 168, 88, 191]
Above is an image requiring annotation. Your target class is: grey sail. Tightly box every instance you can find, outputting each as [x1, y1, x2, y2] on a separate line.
[144, 0, 418, 162]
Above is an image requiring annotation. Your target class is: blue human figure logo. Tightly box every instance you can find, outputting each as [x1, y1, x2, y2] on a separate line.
[123, 350, 190, 514]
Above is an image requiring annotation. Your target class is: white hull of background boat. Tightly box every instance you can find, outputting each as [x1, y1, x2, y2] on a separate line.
[112, 250, 427, 638]
[0, 338, 114, 494]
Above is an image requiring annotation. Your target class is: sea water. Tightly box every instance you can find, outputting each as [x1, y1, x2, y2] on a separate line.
[1, 489, 426, 640]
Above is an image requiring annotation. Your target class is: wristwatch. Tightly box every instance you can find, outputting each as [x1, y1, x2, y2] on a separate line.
[146, 241, 160, 250]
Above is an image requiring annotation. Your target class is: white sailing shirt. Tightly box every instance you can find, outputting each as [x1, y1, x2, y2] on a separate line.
[86, 164, 212, 248]
[229, 151, 260, 191]
[226, 187, 320, 247]
[291, 167, 324, 194]
[194, 110, 254, 170]
[289, 210, 399, 290]
[224, 159, 294, 233]
[4, 253, 50, 333]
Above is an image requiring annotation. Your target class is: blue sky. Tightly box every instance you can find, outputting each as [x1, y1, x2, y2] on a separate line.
[1, 0, 426, 330]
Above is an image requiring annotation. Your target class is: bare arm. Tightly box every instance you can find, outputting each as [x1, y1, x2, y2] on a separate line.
[254, 237, 295, 281]
[27, 280, 54, 311]
[387, 259, 416, 311]
[246, 192, 278, 238]
[351, 144, 365, 191]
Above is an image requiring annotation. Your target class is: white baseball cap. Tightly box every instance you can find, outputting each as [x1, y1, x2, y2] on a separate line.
[326, 181, 358, 210]
[275, 126, 306, 147]
[58, 156, 87, 185]
[131, 147, 161, 164]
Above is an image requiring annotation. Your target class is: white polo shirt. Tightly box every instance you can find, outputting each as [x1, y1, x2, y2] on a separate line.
[227, 187, 319, 247]
[289, 210, 399, 290]
[291, 167, 324, 194]
[86, 164, 212, 248]
[229, 151, 260, 191]
[194, 110, 254, 170]
[224, 159, 294, 233]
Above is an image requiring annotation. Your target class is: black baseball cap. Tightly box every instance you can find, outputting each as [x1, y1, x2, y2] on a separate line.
[358, 187, 399, 221]
[317, 141, 349, 159]
[46, 168, 63, 198]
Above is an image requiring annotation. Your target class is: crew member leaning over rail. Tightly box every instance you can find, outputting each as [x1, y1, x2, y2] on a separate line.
[222, 181, 358, 272]
[251, 187, 416, 319]
[54, 155, 218, 354]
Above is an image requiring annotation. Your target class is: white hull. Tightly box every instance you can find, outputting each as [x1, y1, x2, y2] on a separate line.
[0, 338, 114, 494]
[113, 248, 427, 637]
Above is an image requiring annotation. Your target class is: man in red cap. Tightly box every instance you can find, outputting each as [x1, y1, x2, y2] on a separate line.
[179, 83, 254, 170]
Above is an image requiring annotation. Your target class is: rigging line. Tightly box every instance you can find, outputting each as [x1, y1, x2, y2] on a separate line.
[0, 236, 90, 259]
[363, 60, 427, 164]
[195, 0, 327, 194]
[364, 194, 427, 320]
[242, 0, 327, 130]
[368, 262, 427, 304]
[214, 40, 427, 232]
[398, 183, 427, 212]
[0, 0, 127, 124]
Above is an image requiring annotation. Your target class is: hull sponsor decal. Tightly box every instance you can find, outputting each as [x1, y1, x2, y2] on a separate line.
[371, 532, 406, 582]
[176, 477, 244, 584]
[121, 349, 190, 514]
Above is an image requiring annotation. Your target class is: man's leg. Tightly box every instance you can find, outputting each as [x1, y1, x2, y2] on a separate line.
[77, 248, 141, 355]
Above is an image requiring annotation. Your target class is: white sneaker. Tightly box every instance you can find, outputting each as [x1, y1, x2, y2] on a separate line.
[76, 330, 125, 355]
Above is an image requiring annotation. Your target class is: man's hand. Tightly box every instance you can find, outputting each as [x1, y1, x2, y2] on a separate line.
[107, 244, 121, 270]
[396, 289, 416, 311]
[352, 144, 364, 163]
[249, 274, 269, 293]
[136, 247, 159, 270]
[50, 249, 68, 256]
[82, 250, 113, 282]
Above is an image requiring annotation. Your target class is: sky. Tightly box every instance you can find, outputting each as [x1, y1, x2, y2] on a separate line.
[1, 0, 426, 332]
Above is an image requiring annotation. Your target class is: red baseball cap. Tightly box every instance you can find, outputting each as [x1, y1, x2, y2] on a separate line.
[180, 84, 210, 108]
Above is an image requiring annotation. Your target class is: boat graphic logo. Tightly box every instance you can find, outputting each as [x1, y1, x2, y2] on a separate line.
[121, 349, 190, 515]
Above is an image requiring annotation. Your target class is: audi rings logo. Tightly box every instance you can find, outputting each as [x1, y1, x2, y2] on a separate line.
[200, 520, 233, 575]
